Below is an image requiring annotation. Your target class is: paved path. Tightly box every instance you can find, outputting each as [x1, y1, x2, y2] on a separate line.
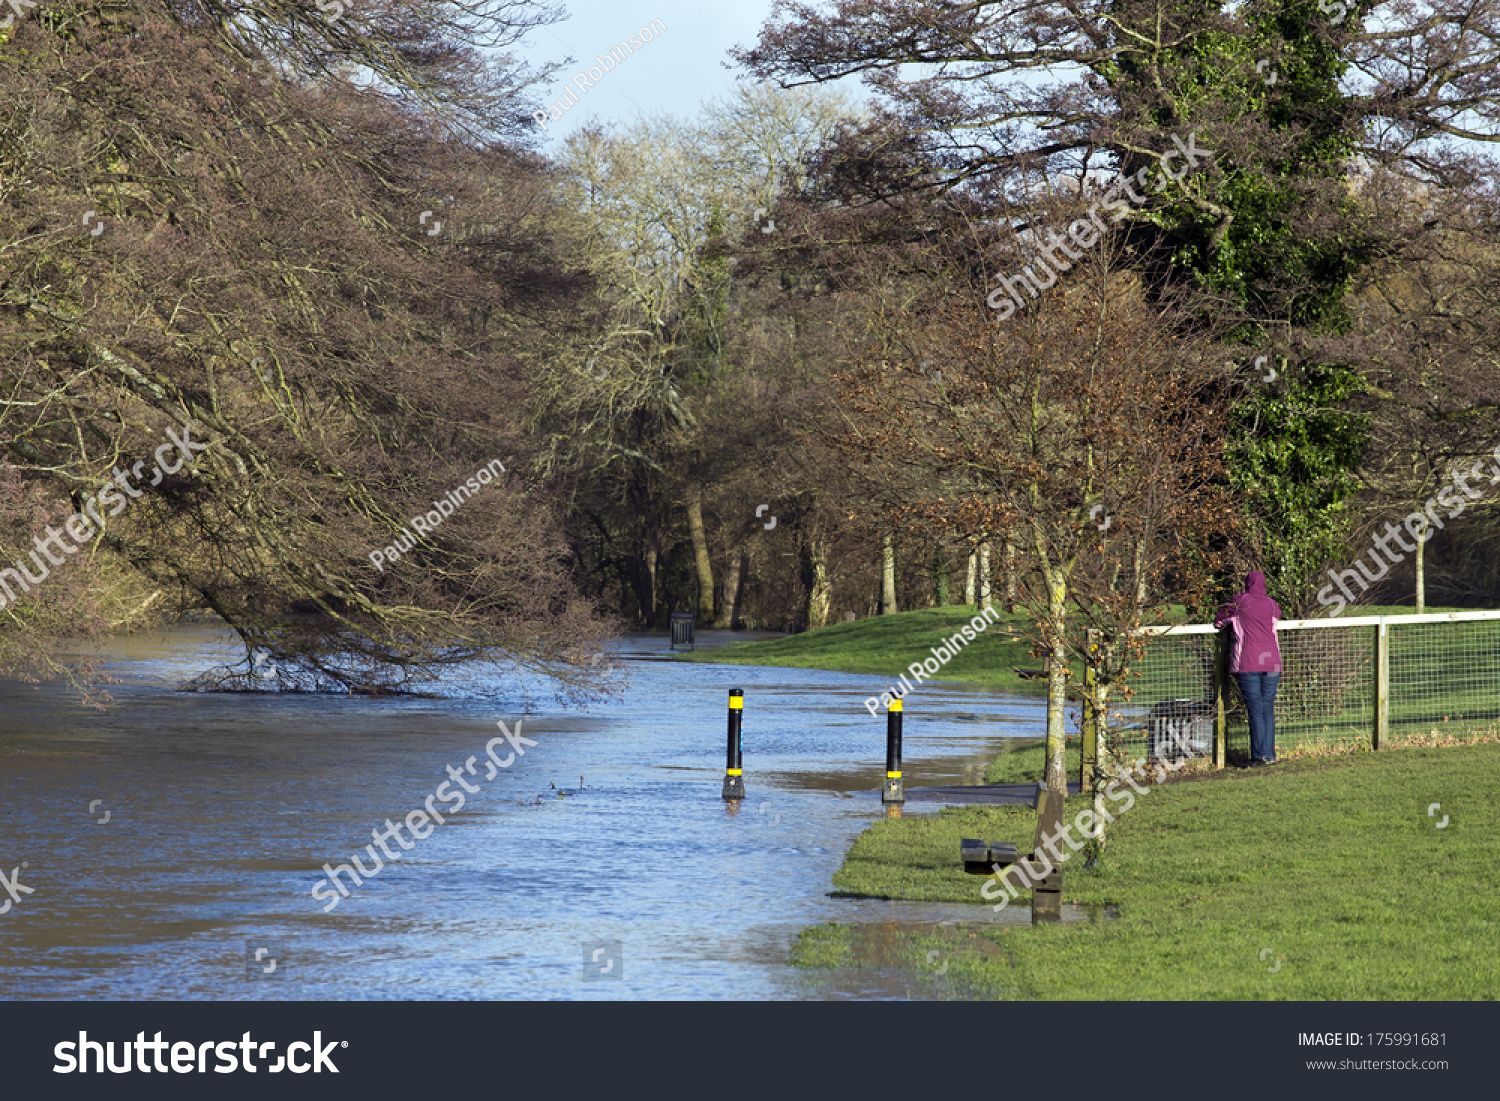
[902, 780, 1082, 805]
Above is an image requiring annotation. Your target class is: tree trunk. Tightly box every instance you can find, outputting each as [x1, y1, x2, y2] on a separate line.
[805, 538, 832, 629]
[1044, 572, 1069, 796]
[1415, 533, 1425, 612]
[881, 532, 897, 614]
[1134, 537, 1148, 607]
[964, 550, 978, 605]
[1088, 669, 1112, 844]
[715, 548, 746, 628]
[978, 541, 993, 611]
[1003, 539, 1017, 612]
[686, 486, 715, 622]
[642, 541, 659, 627]
[935, 549, 951, 606]
[1030, 513, 1073, 798]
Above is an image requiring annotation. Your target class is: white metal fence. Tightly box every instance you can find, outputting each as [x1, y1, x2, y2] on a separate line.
[1108, 610, 1500, 762]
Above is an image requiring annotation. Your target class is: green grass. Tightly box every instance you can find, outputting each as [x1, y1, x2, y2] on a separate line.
[685, 602, 1470, 698]
[798, 743, 1500, 998]
[786, 923, 856, 969]
[984, 739, 1081, 784]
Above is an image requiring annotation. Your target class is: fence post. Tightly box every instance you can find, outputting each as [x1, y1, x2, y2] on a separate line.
[1374, 618, 1389, 750]
[1081, 629, 1099, 792]
[1213, 628, 1228, 769]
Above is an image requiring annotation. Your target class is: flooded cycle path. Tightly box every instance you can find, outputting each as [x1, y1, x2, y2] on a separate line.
[1, 625, 1081, 1000]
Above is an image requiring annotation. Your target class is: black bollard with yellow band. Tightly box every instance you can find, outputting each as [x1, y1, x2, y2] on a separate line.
[883, 698, 905, 804]
[722, 688, 746, 801]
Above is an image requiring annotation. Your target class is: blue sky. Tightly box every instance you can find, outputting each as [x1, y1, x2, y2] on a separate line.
[519, 0, 857, 142]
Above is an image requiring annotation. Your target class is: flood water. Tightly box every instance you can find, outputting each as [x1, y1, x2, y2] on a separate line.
[0, 625, 1097, 1001]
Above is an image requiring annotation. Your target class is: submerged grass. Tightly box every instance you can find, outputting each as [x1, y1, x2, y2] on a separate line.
[799, 743, 1500, 999]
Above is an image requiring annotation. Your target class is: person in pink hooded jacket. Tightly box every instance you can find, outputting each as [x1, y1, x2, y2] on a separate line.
[1214, 571, 1282, 766]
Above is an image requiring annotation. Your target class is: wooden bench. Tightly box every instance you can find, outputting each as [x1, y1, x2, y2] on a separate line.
[960, 786, 1064, 922]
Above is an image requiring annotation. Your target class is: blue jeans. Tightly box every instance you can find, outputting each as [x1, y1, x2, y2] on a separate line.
[1235, 672, 1280, 761]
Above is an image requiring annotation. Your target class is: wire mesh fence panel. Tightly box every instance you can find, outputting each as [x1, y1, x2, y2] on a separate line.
[1110, 628, 1241, 766]
[1388, 617, 1500, 738]
[1274, 622, 1377, 751]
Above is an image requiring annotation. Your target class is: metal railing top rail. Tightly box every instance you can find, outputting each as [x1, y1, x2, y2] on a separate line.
[1134, 608, 1500, 637]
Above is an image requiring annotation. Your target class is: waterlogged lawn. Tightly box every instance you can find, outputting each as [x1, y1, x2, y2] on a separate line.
[799, 743, 1500, 998]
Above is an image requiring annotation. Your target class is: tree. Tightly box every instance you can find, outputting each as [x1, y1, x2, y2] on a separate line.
[1342, 184, 1500, 609]
[735, 0, 1500, 608]
[536, 86, 853, 627]
[829, 211, 1235, 795]
[165, 0, 569, 141]
[0, 5, 612, 694]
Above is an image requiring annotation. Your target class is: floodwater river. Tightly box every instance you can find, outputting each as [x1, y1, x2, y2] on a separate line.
[0, 625, 1097, 1001]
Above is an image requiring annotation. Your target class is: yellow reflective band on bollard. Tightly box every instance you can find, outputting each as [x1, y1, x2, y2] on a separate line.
[729, 698, 743, 710]
[890, 699, 903, 712]
[886, 771, 902, 779]
[726, 768, 742, 776]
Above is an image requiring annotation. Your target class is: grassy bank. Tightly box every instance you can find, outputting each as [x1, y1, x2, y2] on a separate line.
[685, 604, 1055, 696]
[795, 742, 1500, 998]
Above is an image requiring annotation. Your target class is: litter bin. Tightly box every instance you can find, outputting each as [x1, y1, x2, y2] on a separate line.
[669, 612, 695, 651]
[1147, 699, 1212, 763]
